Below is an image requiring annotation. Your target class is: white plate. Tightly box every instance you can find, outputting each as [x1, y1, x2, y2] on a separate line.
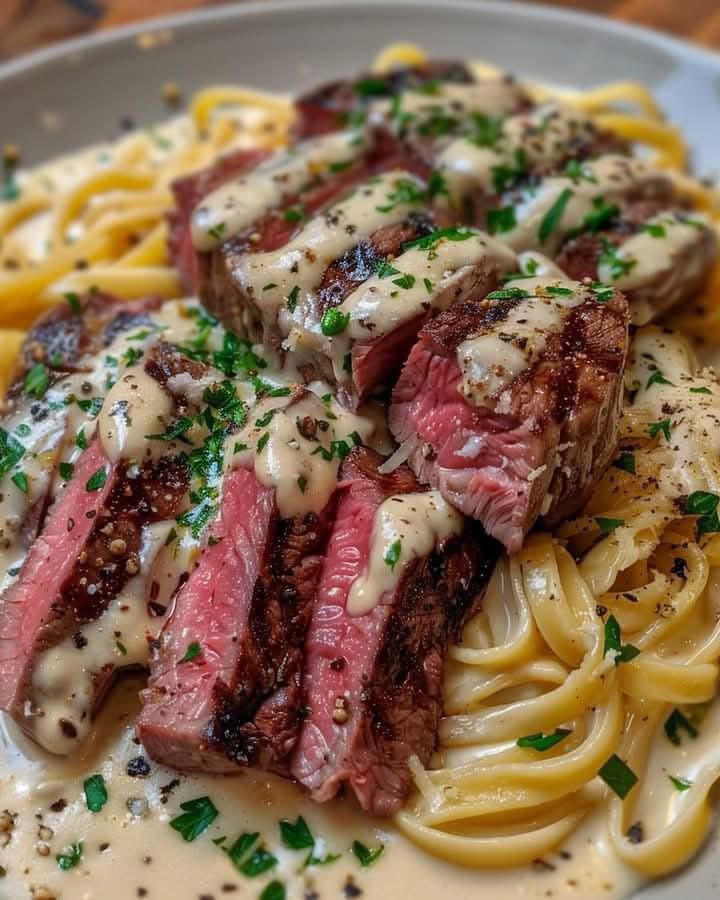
[1, 3, 719, 896]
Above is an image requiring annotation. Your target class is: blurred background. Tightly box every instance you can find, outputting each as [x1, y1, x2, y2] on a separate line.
[0, 0, 719, 61]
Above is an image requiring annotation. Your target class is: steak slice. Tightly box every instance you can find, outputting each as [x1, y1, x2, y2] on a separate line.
[389, 277, 630, 553]
[0, 436, 189, 753]
[0, 294, 163, 590]
[294, 61, 476, 139]
[291, 447, 498, 816]
[555, 206, 718, 324]
[138, 466, 332, 774]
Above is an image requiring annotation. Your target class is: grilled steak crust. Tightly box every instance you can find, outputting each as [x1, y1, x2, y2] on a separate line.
[292, 447, 498, 816]
[390, 284, 630, 552]
[6, 293, 162, 402]
[205, 510, 329, 769]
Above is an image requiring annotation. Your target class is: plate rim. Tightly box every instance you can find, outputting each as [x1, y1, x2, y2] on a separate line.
[1, 0, 719, 83]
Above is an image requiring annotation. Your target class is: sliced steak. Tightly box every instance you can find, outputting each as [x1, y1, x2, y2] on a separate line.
[291, 447, 498, 816]
[0, 336, 196, 753]
[138, 466, 332, 774]
[294, 61, 477, 139]
[389, 277, 630, 553]
[0, 294, 163, 590]
[555, 207, 718, 324]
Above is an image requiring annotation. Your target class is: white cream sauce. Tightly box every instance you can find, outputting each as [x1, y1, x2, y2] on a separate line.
[438, 103, 599, 205]
[370, 80, 524, 130]
[191, 129, 368, 251]
[0, 681, 647, 900]
[599, 212, 709, 289]
[98, 371, 173, 464]
[347, 490, 463, 616]
[503, 155, 663, 253]
[457, 276, 588, 406]
[233, 388, 376, 519]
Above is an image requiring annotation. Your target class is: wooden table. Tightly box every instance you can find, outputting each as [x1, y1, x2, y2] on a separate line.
[1, 0, 719, 61]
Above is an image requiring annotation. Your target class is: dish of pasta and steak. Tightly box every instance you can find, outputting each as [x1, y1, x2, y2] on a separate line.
[1, 32, 720, 900]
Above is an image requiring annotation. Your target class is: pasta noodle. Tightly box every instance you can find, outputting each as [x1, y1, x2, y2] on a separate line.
[1, 41, 720, 886]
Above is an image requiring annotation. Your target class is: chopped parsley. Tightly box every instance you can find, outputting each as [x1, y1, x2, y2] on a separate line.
[517, 729, 571, 752]
[77, 397, 104, 416]
[684, 490, 720, 535]
[255, 409, 275, 428]
[486, 287, 530, 301]
[179, 641, 202, 664]
[603, 614, 640, 665]
[207, 222, 226, 241]
[83, 774, 108, 813]
[86, 467, 108, 492]
[260, 883, 286, 900]
[564, 159, 597, 184]
[376, 178, 426, 213]
[177, 498, 217, 538]
[169, 796, 218, 841]
[65, 292, 82, 314]
[427, 169, 448, 198]
[351, 840, 385, 868]
[59, 462, 74, 482]
[23, 363, 50, 399]
[383, 539, 402, 571]
[668, 775, 692, 791]
[115, 640, 127, 656]
[647, 419, 671, 442]
[664, 708, 698, 746]
[146, 416, 194, 442]
[491, 148, 527, 194]
[283, 206, 304, 223]
[689, 386, 712, 395]
[11, 471, 28, 494]
[487, 205, 517, 235]
[423, 277, 434, 293]
[375, 259, 401, 279]
[297, 475, 308, 494]
[598, 755, 638, 799]
[320, 308, 350, 336]
[613, 453, 636, 474]
[643, 222, 666, 238]
[279, 816, 314, 850]
[0, 428, 25, 478]
[122, 346, 143, 368]
[568, 197, 619, 237]
[468, 112, 504, 148]
[544, 285, 574, 297]
[392, 273, 415, 290]
[590, 281, 615, 303]
[237, 844, 278, 877]
[599, 238, 636, 280]
[538, 187, 573, 243]
[403, 226, 475, 253]
[56, 841, 83, 871]
[353, 76, 389, 98]
[257, 432, 270, 453]
[646, 370, 674, 389]
[595, 516, 624, 533]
